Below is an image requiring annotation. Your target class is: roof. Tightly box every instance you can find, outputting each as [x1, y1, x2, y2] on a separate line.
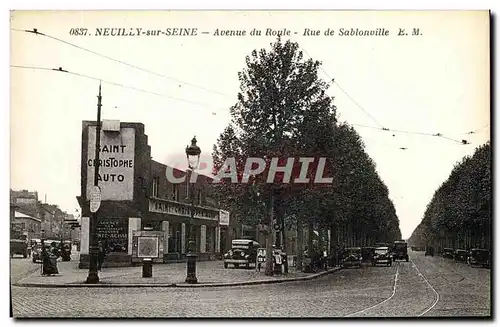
[14, 211, 41, 223]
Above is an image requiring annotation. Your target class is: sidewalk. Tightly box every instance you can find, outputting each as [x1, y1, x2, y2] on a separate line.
[14, 255, 342, 288]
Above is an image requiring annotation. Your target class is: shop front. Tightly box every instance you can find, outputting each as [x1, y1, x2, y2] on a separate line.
[78, 120, 227, 268]
[146, 197, 221, 262]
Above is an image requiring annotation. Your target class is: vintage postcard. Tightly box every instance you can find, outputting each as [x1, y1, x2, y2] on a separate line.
[9, 10, 491, 318]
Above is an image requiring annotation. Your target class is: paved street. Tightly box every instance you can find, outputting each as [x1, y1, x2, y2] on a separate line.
[10, 256, 41, 284]
[11, 250, 490, 318]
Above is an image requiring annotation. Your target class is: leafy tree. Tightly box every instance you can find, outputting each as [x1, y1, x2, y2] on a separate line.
[409, 142, 491, 251]
[212, 38, 402, 273]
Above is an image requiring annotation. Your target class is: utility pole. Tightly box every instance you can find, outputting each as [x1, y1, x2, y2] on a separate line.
[86, 83, 102, 284]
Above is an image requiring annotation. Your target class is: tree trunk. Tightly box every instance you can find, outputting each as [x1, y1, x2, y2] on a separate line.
[296, 219, 304, 271]
[329, 224, 337, 254]
[265, 192, 274, 276]
[307, 220, 314, 256]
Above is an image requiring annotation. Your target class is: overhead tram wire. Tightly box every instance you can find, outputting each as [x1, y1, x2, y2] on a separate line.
[299, 46, 386, 129]
[11, 65, 231, 113]
[298, 46, 471, 146]
[10, 28, 230, 98]
[350, 123, 470, 145]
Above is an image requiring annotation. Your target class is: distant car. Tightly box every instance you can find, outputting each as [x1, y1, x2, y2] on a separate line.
[425, 247, 434, 256]
[454, 249, 469, 263]
[342, 247, 362, 268]
[361, 247, 376, 263]
[372, 247, 392, 267]
[468, 249, 490, 268]
[443, 248, 454, 259]
[10, 239, 28, 258]
[392, 241, 409, 262]
[223, 239, 260, 269]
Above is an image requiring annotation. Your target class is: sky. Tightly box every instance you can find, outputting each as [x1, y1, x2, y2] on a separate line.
[10, 10, 490, 239]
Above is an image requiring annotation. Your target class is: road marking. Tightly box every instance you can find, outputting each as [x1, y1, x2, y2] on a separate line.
[410, 257, 440, 317]
[344, 263, 400, 317]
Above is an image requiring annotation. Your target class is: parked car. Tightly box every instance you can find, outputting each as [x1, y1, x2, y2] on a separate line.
[392, 241, 409, 262]
[10, 239, 28, 258]
[31, 239, 44, 263]
[443, 248, 454, 259]
[372, 247, 392, 266]
[425, 247, 434, 256]
[342, 247, 362, 268]
[468, 249, 490, 268]
[223, 239, 260, 269]
[302, 249, 327, 273]
[361, 247, 376, 263]
[453, 249, 469, 263]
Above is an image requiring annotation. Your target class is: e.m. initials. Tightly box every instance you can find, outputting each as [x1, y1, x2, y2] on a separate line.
[398, 28, 421, 36]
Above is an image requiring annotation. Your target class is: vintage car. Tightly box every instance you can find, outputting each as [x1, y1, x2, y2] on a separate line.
[443, 248, 454, 259]
[302, 248, 327, 273]
[468, 249, 490, 268]
[10, 239, 28, 258]
[31, 239, 43, 262]
[424, 246, 434, 256]
[223, 239, 260, 269]
[372, 246, 392, 266]
[361, 247, 376, 263]
[392, 241, 409, 262]
[453, 249, 469, 263]
[342, 247, 362, 268]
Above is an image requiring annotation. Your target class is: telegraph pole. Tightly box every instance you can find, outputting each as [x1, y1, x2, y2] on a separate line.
[86, 83, 102, 284]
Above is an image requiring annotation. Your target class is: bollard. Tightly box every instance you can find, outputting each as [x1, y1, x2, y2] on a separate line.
[142, 258, 153, 278]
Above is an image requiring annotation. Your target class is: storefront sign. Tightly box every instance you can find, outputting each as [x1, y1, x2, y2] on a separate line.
[86, 125, 135, 201]
[219, 210, 230, 226]
[97, 218, 129, 252]
[148, 198, 218, 221]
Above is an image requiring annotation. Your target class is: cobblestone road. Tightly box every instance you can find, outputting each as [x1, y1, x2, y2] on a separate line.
[11, 251, 490, 318]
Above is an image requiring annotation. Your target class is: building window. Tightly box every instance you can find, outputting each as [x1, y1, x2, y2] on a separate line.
[198, 189, 202, 205]
[152, 177, 159, 198]
[172, 184, 179, 201]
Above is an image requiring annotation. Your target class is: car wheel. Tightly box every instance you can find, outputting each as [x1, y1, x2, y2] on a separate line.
[223, 262, 228, 269]
[23, 252, 27, 258]
[234, 263, 239, 268]
[245, 263, 249, 269]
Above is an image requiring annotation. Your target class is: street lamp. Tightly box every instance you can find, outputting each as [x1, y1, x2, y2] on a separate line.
[185, 136, 201, 284]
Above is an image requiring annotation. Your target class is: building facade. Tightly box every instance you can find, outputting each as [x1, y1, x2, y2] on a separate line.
[12, 211, 42, 241]
[77, 120, 231, 268]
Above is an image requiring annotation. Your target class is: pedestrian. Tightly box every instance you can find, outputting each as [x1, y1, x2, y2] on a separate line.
[97, 241, 107, 271]
[42, 242, 59, 275]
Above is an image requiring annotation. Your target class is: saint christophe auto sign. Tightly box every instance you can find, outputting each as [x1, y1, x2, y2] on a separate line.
[86, 122, 135, 201]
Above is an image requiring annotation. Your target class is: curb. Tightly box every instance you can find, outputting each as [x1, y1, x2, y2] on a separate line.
[13, 267, 342, 289]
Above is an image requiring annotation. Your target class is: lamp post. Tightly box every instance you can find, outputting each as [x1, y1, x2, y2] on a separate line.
[86, 83, 102, 284]
[185, 136, 201, 284]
